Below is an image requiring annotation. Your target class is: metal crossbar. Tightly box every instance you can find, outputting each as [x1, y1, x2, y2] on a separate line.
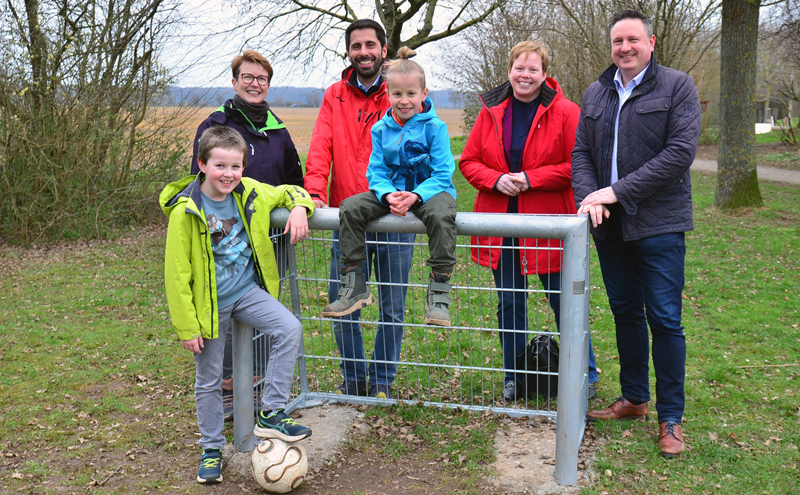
[231, 208, 591, 485]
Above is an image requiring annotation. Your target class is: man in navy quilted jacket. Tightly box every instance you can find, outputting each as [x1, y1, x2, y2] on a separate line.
[571, 9, 701, 459]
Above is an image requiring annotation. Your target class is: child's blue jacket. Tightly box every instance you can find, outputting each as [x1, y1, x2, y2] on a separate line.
[367, 97, 456, 204]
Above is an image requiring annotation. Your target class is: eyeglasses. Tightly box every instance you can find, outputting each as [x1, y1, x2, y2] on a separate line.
[239, 73, 269, 86]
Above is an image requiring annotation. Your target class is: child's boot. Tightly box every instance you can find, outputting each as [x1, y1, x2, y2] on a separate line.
[425, 271, 452, 326]
[322, 265, 374, 317]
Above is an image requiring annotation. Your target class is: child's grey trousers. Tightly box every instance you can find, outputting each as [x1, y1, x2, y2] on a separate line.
[194, 286, 301, 450]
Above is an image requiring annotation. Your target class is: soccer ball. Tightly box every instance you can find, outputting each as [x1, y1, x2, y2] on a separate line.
[251, 438, 308, 493]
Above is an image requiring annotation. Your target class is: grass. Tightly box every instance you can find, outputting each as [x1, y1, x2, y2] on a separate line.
[583, 173, 800, 494]
[760, 151, 800, 168]
[344, 402, 502, 494]
[697, 124, 799, 145]
[1, 138, 799, 493]
[756, 128, 795, 144]
[450, 136, 467, 157]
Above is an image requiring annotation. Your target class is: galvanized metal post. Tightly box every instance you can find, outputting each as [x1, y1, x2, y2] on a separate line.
[284, 236, 314, 413]
[232, 320, 257, 452]
[554, 215, 590, 485]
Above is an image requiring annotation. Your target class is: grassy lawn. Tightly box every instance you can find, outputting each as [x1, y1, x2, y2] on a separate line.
[701, 125, 799, 145]
[1, 143, 798, 493]
[582, 173, 800, 494]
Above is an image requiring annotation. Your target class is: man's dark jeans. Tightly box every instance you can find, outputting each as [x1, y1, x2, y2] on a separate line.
[594, 231, 687, 423]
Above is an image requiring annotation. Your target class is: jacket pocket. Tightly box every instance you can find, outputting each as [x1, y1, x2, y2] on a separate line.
[581, 103, 604, 121]
[631, 97, 670, 143]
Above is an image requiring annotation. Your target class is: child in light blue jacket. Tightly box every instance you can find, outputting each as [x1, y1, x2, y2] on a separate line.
[322, 46, 457, 334]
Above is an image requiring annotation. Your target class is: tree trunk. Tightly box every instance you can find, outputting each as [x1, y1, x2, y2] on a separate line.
[716, 0, 763, 208]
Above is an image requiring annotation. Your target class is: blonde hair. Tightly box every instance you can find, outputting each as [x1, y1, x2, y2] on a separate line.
[508, 40, 549, 75]
[384, 47, 426, 89]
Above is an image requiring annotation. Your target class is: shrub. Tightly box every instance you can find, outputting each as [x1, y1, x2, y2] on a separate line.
[0, 0, 187, 244]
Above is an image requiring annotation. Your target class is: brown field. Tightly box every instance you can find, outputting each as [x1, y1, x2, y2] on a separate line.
[146, 106, 466, 156]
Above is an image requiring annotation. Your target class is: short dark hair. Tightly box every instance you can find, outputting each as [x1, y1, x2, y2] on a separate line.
[609, 10, 654, 38]
[231, 49, 273, 84]
[197, 126, 247, 168]
[345, 19, 386, 51]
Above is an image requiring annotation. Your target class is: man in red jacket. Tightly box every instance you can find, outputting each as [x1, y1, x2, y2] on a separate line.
[305, 19, 415, 400]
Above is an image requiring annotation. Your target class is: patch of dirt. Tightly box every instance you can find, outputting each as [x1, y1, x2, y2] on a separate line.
[3, 402, 599, 494]
[486, 417, 601, 495]
[214, 404, 599, 495]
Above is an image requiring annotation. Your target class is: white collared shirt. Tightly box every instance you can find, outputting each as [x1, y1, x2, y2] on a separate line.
[611, 63, 650, 184]
[357, 76, 381, 93]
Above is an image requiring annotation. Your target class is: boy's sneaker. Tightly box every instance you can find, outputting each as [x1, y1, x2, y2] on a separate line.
[424, 272, 452, 326]
[588, 382, 597, 401]
[335, 380, 367, 396]
[254, 409, 312, 442]
[197, 448, 223, 484]
[369, 384, 392, 399]
[322, 266, 374, 317]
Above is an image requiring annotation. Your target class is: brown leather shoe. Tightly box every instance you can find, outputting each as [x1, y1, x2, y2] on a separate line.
[658, 421, 685, 458]
[586, 396, 649, 421]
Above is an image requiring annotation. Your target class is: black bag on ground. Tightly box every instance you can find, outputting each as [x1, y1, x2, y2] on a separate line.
[515, 334, 560, 399]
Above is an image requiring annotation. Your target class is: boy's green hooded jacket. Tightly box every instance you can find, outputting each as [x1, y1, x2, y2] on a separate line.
[159, 174, 314, 341]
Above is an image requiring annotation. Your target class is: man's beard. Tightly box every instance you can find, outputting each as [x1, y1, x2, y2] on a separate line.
[353, 56, 384, 80]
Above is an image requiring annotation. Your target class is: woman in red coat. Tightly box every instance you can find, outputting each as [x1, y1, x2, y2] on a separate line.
[459, 40, 598, 402]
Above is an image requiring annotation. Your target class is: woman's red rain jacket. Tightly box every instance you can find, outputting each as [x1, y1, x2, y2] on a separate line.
[458, 77, 580, 275]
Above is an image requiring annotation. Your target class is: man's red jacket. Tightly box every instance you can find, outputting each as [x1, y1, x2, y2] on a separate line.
[304, 67, 390, 207]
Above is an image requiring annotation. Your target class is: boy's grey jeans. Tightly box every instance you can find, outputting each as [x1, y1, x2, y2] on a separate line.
[194, 286, 301, 450]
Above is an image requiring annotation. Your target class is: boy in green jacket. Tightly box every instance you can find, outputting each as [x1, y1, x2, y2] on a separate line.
[160, 126, 314, 484]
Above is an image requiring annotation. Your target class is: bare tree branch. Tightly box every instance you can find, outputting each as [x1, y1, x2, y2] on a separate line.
[234, 0, 510, 71]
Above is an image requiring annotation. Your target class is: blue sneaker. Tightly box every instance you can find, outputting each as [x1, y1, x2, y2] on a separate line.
[253, 409, 312, 442]
[197, 448, 222, 484]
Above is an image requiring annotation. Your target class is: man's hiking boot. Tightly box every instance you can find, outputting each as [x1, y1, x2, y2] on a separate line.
[335, 380, 367, 396]
[322, 266, 374, 317]
[369, 383, 392, 399]
[424, 272, 452, 326]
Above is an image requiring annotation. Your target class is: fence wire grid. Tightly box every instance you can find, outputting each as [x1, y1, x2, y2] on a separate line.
[233, 208, 590, 485]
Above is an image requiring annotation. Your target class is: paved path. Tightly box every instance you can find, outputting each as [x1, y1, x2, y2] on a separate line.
[692, 159, 800, 184]
[452, 155, 800, 185]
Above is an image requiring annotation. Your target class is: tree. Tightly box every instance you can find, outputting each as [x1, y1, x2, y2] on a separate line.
[436, 1, 547, 130]
[306, 90, 323, 107]
[756, 15, 789, 124]
[0, 0, 184, 242]
[549, 0, 721, 81]
[235, 0, 506, 69]
[776, 0, 800, 128]
[716, 0, 764, 209]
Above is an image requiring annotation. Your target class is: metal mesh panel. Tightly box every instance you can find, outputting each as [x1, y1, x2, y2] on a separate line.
[281, 231, 561, 414]
[235, 209, 590, 485]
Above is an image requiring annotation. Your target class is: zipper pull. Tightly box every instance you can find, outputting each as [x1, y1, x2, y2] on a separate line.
[358, 109, 362, 122]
